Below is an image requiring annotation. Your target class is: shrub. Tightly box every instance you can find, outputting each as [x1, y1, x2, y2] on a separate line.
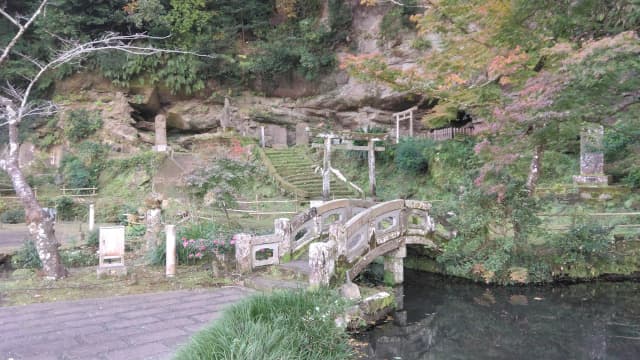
[60, 155, 92, 189]
[86, 229, 99, 247]
[554, 223, 612, 265]
[11, 240, 41, 269]
[174, 289, 352, 360]
[126, 224, 147, 238]
[1, 209, 25, 224]
[624, 168, 640, 189]
[395, 138, 431, 174]
[61, 248, 98, 267]
[55, 196, 76, 221]
[64, 109, 103, 142]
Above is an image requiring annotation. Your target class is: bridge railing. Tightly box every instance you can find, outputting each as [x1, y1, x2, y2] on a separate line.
[311, 199, 438, 286]
[234, 198, 375, 272]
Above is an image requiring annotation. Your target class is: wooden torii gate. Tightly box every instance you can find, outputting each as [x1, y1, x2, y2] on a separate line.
[393, 106, 417, 143]
[313, 131, 387, 200]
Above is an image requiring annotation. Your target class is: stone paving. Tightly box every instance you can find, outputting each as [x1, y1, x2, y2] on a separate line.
[0, 286, 253, 360]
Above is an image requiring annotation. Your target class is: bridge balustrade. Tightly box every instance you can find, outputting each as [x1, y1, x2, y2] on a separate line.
[235, 199, 374, 272]
[312, 199, 441, 287]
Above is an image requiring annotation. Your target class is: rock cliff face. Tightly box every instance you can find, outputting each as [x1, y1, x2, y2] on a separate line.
[49, 4, 430, 149]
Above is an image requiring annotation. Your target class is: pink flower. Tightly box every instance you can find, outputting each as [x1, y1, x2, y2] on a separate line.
[195, 252, 202, 258]
[230, 239, 235, 245]
[189, 239, 195, 244]
[199, 245, 206, 251]
[213, 239, 218, 245]
[182, 240, 188, 248]
[188, 254, 194, 258]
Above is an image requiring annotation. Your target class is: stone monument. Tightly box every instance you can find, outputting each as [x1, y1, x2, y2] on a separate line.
[154, 113, 168, 152]
[573, 124, 609, 185]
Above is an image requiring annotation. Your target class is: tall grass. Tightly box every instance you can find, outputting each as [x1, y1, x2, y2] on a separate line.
[174, 289, 353, 360]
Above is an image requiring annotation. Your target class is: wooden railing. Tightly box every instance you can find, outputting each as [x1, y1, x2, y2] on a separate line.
[420, 127, 476, 141]
[60, 187, 97, 197]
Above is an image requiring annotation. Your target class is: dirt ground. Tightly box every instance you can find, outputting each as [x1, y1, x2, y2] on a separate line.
[0, 222, 107, 252]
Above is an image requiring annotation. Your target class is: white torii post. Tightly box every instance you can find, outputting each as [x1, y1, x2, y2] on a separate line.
[393, 107, 417, 143]
[88, 203, 95, 231]
[368, 138, 377, 199]
[318, 134, 339, 201]
[313, 133, 385, 200]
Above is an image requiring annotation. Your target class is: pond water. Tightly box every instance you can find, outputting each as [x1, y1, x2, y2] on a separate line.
[360, 270, 640, 359]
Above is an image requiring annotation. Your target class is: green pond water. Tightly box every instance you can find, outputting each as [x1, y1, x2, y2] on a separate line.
[360, 270, 640, 359]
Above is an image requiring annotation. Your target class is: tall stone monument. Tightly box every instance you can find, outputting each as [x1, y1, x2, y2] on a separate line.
[573, 124, 609, 185]
[154, 113, 168, 152]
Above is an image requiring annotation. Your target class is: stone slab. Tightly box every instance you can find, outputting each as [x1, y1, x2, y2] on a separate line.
[0, 287, 252, 360]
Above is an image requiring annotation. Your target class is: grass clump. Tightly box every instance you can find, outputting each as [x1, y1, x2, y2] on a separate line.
[175, 289, 353, 360]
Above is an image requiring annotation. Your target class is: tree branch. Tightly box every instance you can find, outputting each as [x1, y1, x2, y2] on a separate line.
[0, 0, 49, 67]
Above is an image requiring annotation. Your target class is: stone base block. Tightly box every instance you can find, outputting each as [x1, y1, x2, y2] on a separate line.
[97, 265, 127, 278]
[573, 174, 610, 186]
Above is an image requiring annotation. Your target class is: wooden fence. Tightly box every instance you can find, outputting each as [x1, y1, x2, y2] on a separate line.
[419, 127, 476, 141]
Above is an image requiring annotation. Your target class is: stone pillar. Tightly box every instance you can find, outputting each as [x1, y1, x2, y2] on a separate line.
[295, 122, 310, 146]
[154, 114, 167, 152]
[165, 224, 176, 277]
[88, 203, 95, 232]
[409, 110, 414, 138]
[368, 139, 376, 200]
[143, 193, 163, 251]
[234, 233, 253, 273]
[573, 124, 609, 185]
[220, 97, 231, 132]
[309, 240, 337, 287]
[394, 114, 399, 143]
[329, 223, 346, 258]
[383, 246, 406, 286]
[274, 218, 291, 257]
[322, 136, 332, 201]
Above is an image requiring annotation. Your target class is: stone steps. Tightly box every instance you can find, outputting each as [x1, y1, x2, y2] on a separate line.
[264, 147, 358, 199]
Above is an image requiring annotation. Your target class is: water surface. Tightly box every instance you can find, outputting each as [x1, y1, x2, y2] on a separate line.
[361, 270, 640, 359]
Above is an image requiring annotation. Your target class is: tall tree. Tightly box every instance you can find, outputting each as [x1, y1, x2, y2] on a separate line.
[0, 0, 210, 279]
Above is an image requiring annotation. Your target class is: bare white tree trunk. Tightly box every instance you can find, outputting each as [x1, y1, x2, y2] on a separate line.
[2, 105, 66, 279]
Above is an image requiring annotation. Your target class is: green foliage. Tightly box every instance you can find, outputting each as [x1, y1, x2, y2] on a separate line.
[379, 1, 418, 45]
[61, 248, 98, 267]
[60, 155, 92, 189]
[553, 223, 612, 266]
[623, 168, 640, 189]
[11, 240, 41, 269]
[55, 196, 76, 221]
[126, 224, 147, 238]
[86, 229, 99, 247]
[149, 221, 231, 266]
[185, 159, 254, 211]
[395, 138, 432, 174]
[64, 110, 103, 142]
[1, 209, 25, 224]
[174, 289, 352, 360]
[498, 0, 640, 48]
[435, 178, 542, 282]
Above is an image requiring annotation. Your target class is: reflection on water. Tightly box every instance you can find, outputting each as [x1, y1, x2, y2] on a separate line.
[361, 270, 640, 359]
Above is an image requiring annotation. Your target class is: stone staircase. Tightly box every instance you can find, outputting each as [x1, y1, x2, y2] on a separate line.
[263, 147, 357, 199]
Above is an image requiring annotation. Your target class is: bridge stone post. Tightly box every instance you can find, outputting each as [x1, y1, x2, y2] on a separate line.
[309, 240, 337, 287]
[274, 218, 291, 258]
[234, 233, 253, 273]
[383, 246, 406, 286]
[329, 223, 347, 257]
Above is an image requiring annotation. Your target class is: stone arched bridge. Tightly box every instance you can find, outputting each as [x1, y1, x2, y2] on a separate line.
[234, 199, 454, 287]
